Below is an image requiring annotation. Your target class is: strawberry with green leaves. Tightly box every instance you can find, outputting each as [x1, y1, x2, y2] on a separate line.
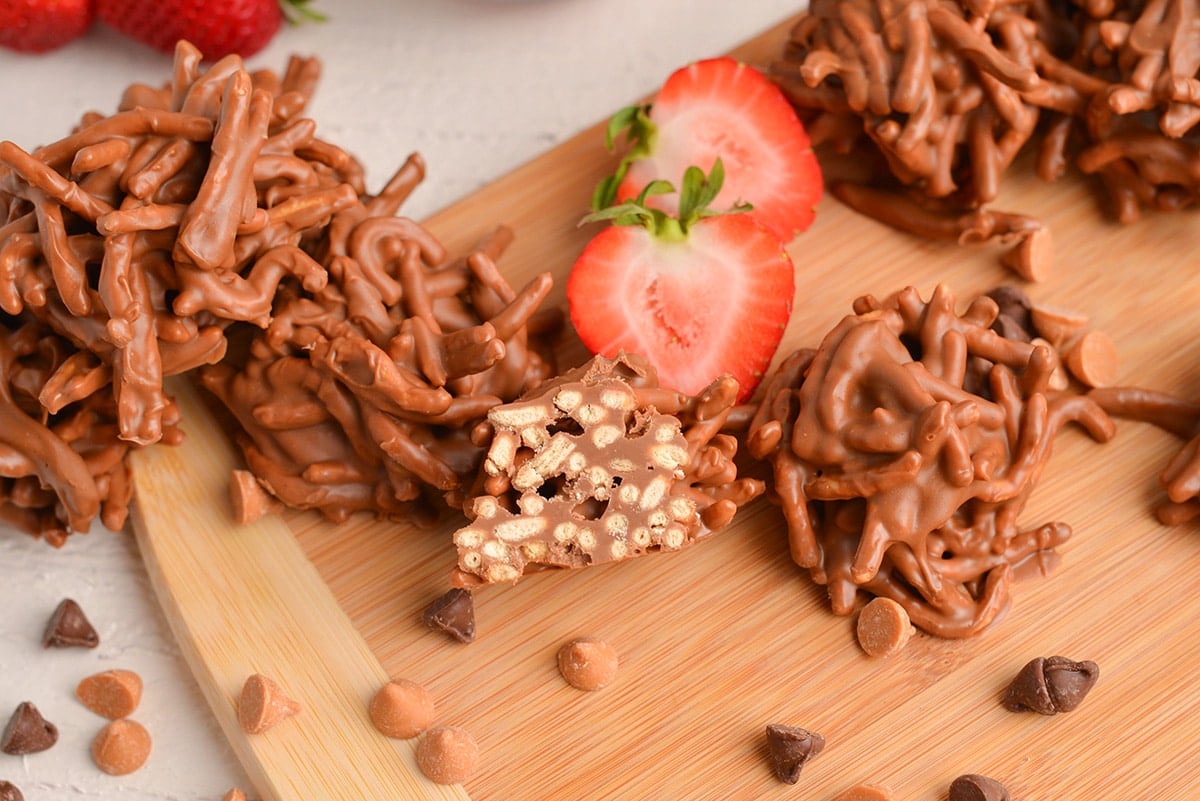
[568, 161, 794, 403]
[596, 56, 823, 243]
[0, 0, 93, 54]
[95, 0, 323, 60]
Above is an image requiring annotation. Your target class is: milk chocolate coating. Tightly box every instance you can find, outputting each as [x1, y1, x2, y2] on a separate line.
[748, 285, 1115, 637]
[1, 41, 560, 540]
[449, 353, 764, 585]
[772, 0, 1200, 240]
[1089, 386, 1200, 523]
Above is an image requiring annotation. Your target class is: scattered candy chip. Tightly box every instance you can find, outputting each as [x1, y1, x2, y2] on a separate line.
[422, 588, 475, 644]
[369, 679, 435, 740]
[1003, 656, 1099, 714]
[833, 785, 895, 801]
[42, 598, 99, 648]
[76, 669, 144, 720]
[0, 781, 23, 801]
[416, 726, 480, 785]
[238, 674, 301, 734]
[221, 789, 248, 801]
[856, 597, 914, 657]
[91, 719, 152, 775]
[1, 702, 58, 755]
[949, 773, 1012, 801]
[556, 637, 619, 691]
[764, 723, 825, 784]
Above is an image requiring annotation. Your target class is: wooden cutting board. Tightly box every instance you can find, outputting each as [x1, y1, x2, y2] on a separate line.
[155, 13, 1200, 801]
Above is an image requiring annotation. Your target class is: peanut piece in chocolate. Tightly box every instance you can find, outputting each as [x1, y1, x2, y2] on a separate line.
[43, 598, 99, 648]
[773, 0, 1200, 239]
[1, 702, 57, 755]
[748, 285, 1116, 637]
[422, 588, 476, 644]
[450, 352, 763, 586]
[1003, 655, 1099, 714]
[764, 723, 825, 784]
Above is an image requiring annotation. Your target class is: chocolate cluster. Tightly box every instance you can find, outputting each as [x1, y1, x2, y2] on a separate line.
[746, 285, 1115, 636]
[773, 0, 1200, 242]
[0, 41, 558, 541]
[449, 353, 763, 585]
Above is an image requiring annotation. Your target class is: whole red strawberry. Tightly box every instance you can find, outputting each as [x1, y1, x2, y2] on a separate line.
[0, 0, 94, 53]
[96, 0, 322, 61]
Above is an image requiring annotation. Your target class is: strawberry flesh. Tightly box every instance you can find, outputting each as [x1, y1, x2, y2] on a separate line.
[96, 0, 284, 60]
[616, 57, 823, 242]
[567, 212, 793, 402]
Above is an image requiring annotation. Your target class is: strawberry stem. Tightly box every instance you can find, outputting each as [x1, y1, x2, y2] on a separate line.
[581, 160, 751, 241]
[281, 0, 328, 25]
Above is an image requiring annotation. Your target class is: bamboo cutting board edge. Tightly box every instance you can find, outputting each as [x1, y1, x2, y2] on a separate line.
[288, 14, 1200, 801]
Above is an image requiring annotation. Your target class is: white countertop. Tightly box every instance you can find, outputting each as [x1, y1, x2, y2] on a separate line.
[0, 2, 799, 797]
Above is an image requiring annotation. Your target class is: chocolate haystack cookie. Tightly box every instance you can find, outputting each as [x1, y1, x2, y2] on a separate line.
[748, 285, 1115, 637]
[42, 597, 99, 648]
[1, 702, 58, 755]
[449, 352, 763, 586]
[772, 0, 1200, 256]
[0, 781, 24, 801]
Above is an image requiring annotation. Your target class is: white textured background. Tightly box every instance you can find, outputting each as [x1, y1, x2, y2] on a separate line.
[0, 2, 798, 797]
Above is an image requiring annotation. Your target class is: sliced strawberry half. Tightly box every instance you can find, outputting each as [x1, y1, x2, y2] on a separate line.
[599, 57, 823, 243]
[569, 163, 793, 402]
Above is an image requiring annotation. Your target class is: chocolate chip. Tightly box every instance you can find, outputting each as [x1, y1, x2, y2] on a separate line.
[985, 285, 1034, 335]
[1, 702, 59, 755]
[422, 588, 475, 643]
[764, 723, 825, 784]
[42, 598, 99, 648]
[0, 781, 24, 801]
[949, 773, 1011, 801]
[1003, 656, 1099, 714]
[991, 313, 1032, 343]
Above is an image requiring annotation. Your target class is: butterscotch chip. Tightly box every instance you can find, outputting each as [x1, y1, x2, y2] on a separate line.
[833, 784, 895, 801]
[1000, 226, 1053, 283]
[949, 773, 1012, 801]
[230, 469, 272, 525]
[1065, 330, 1119, 388]
[1003, 656, 1099, 714]
[416, 726, 480, 785]
[76, 669, 143, 719]
[0, 781, 23, 801]
[237, 674, 301, 734]
[43, 598, 99, 648]
[369, 679, 435, 739]
[90, 719, 152, 775]
[1, 702, 58, 754]
[556, 637, 619, 691]
[856, 597, 914, 657]
[221, 789, 248, 801]
[422, 588, 475, 644]
[764, 723, 825, 784]
[1030, 305, 1089, 349]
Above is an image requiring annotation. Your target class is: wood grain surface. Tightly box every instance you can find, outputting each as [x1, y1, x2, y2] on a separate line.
[130, 380, 470, 801]
[146, 13, 1200, 801]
